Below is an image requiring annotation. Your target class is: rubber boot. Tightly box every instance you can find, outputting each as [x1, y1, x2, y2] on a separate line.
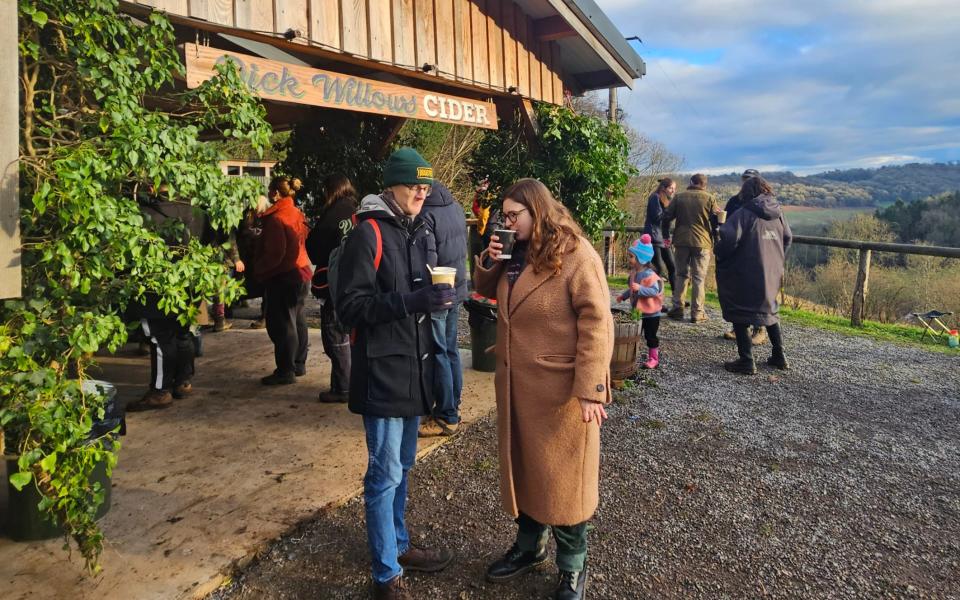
[643, 347, 660, 369]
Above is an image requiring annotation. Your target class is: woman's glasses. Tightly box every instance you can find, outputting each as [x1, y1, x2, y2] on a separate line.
[503, 208, 528, 224]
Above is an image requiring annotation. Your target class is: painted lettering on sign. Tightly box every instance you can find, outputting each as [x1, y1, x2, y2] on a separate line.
[311, 74, 417, 115]
[216, 55, 306, 99]
[185, 44, 498, 130]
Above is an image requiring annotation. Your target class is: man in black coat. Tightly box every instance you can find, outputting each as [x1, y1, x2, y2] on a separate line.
[335, 148, 455, 598]
[416, 182, 468, 437]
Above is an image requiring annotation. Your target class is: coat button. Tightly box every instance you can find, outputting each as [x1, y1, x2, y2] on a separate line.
[596, 384, 605, 392]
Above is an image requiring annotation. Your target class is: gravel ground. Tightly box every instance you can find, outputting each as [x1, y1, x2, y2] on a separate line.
[211, 305, 960, 599]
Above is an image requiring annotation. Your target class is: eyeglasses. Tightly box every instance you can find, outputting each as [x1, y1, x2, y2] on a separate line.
[503, 208, 528, 224]
[404, 184, 432, 195]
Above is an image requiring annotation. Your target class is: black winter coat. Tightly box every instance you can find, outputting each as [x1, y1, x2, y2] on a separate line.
[724, 193, 744, 216]
[418, 182, 468, 302]
[336, 195, 436, 418]
[306, 195, 357, 299]
[715, 194, 793, 326]
[642, 192, 670, 246]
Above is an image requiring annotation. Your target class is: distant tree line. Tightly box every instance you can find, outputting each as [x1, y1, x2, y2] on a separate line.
[704, 162, 960, 208]
[876, 191, 960, 247]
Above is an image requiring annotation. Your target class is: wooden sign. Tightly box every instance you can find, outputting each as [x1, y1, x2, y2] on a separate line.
[183, 44, 498, 130]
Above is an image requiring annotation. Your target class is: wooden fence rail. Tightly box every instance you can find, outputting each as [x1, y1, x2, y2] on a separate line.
[604, 227, 960, 327]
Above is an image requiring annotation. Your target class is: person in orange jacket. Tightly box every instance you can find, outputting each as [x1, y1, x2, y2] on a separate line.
[255, 176, 312, 385]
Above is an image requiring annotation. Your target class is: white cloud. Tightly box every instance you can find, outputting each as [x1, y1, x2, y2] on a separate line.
[595, 0, 960, 172]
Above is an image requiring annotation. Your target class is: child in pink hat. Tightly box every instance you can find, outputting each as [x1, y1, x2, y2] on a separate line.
[618, 234, 665, 369]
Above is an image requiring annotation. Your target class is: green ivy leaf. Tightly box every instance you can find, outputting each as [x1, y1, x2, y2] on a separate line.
[9, 471, 32, 491]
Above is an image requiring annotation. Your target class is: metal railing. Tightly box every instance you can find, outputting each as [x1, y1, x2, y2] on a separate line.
[604, 227, 960, 327]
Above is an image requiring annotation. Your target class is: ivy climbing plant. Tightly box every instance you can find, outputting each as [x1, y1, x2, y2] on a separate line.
[2, 0, 270, 570]
[468, 103, 637, 239]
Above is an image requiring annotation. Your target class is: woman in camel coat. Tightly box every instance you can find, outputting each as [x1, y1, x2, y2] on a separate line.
[474, 178, 614, 600]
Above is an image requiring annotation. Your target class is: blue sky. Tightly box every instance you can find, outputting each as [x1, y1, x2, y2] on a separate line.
[595, 0, 960, 174]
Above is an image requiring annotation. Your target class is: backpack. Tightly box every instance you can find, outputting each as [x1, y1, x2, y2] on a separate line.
[327, 218, 382, 310]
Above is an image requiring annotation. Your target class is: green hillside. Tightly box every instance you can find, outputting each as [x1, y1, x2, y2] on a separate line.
[702, 162, 960, 207]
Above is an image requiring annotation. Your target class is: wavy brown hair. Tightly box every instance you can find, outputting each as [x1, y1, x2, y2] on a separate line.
[739, 175, 773, 202]
[502, 178, 583, 274]
[656, 177, 675, 206]
[322, 173, 357, 208]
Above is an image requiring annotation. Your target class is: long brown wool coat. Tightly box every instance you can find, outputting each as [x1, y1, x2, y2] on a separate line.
[474, 238, 614, 525]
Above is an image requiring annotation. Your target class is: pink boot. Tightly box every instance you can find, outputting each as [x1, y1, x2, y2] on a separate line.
[643, 347, 660, 369]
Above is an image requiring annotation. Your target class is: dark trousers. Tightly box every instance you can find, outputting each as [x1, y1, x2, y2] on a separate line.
[320, 300, 351, 393]
[141, 318, 194, 391]
[652, 245, 676, 290]
[264, 278, 309, 376]
[516, 512, 588, 572]
[734, 322, 784, 361]
[642, 315, 660, 349]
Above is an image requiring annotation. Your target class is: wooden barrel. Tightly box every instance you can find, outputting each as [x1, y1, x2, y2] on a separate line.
[610, 321, 643, 380]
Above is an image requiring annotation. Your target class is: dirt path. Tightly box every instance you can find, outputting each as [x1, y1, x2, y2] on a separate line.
[212, 308, 960, 599]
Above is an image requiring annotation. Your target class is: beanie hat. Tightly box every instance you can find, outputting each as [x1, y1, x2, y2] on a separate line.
[383, 147, 433, 187]
[629, 234, 655, 264]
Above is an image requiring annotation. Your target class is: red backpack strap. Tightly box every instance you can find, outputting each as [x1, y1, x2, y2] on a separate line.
[367, 219, 382, 271]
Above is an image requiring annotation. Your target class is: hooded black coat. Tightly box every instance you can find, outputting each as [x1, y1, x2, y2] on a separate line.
[335, 194, 436, 418]
[418, 182, 468, 302]
[306, 195, 357, 300]
[715, 193, 793, 326]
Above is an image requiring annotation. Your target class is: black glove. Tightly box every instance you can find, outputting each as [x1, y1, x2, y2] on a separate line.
[402, 284, 456, 314]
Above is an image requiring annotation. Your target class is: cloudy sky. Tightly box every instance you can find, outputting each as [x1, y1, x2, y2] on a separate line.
[596, 0, 960, 175]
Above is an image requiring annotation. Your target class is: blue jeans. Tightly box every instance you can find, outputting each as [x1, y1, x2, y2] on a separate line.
[431, 305, 463, 424]
[363, 415, 420, 584]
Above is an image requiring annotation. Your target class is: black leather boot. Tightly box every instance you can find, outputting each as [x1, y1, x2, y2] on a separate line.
[554, 564, 588, 599]
[485, 543, 548, 582]
[724, 357, 757, 375]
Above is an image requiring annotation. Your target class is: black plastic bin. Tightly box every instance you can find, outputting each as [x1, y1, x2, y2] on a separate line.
[3, 380, 122, 541]
[465, 298, 498, 372]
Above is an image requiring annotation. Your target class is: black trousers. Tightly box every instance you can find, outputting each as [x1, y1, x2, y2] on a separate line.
[141, 317, 194, 391]
[642, 316, 660, 348]
[652, 245, 676, 290]
[516, 512, 588, 572]
[734, 322, 784, 361]
[264, 278, 309, 376]
[320, 300, 351, 393]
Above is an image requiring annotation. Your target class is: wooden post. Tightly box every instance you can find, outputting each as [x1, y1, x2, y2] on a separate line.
[0, 0, 19, 299]
[850, 248, 871, 326]
[608, 87, 618, 123]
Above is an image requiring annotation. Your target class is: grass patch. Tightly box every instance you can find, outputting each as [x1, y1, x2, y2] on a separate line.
[606, 276, 958, 354]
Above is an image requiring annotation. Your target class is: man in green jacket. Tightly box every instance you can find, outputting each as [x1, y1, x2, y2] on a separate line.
[662, 173, 719, 323]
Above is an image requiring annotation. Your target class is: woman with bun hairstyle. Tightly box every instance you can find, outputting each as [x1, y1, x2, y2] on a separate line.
[255, 176, 312, 385]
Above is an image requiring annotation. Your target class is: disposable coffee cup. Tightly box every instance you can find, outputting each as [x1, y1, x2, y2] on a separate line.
[717, 210, 727, 224]
[430, 266, 457, 287]
[494, 229, 517, 259]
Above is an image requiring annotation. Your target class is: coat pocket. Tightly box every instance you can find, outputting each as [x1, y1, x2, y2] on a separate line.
[535, 354, 576, 371]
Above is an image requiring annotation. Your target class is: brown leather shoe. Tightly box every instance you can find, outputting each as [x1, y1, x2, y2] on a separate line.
[418, 417, 460, 438]
[127, 389, 173, 411]
[722, 329, 737, 340]
[398, 544, 453, 572]
[373, 575, 411, 600]
[666, 307, 685, 321]
[173, 382, 193, 399]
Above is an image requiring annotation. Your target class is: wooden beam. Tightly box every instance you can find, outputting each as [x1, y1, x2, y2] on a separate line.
[533, 16, 576, 41]
[376, 117, 408, 159]
[574, 69, 617, 89]
[542, 0, 634, 88]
